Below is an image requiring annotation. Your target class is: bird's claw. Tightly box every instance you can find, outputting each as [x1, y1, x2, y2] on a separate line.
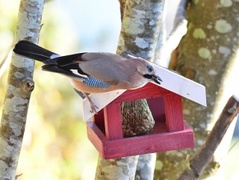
[89, 103, 98, 114]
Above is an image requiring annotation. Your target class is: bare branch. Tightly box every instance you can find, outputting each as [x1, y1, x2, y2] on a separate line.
[0, 45, 12, 78]
[179, 96, 239, 179]
[118, 0, 127, 21]
[95, 0, 166, 179]
[0, 0, 44, 178]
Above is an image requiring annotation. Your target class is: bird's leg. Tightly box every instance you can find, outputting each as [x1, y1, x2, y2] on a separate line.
[74, 88, 86, 99]
[84, 93, 98, 113]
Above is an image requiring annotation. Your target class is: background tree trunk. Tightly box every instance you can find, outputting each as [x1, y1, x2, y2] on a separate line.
[0, 0, 44, 178]
[95, 0, 166, 179]
[155, 0, 239, 179]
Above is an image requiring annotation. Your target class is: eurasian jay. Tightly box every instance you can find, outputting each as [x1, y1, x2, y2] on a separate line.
[13, 40, 162, 113]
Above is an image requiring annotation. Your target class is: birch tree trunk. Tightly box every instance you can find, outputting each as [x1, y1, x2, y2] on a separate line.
[155, 0, 239, 179]
[95, 0, 166, 179]
[0, 0, 44, 179]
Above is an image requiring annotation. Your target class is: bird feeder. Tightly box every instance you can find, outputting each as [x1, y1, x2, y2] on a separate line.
[82, 63, 206, 159]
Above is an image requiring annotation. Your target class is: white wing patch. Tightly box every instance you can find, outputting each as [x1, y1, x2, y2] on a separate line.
[50, 53, 60, 59]
[70, 69, 88, 78]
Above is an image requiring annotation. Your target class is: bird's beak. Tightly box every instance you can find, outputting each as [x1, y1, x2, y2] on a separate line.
[152, 75, 162, 85]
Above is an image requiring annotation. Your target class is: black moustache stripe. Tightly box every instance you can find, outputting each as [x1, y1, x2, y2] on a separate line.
[143, 74, 153, 79]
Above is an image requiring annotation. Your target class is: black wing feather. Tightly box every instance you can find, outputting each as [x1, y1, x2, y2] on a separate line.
[41, 64, 86, 79]
[43, 53, 89, 77]
[53, 53, 85, 66]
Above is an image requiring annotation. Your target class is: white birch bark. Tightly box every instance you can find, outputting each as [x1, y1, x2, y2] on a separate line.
[95, 0, 166, 179]
[0, 0, 44, 179]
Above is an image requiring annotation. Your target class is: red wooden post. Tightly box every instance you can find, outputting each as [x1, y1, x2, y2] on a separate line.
[164, 93, 184, 132]
[103, 102, 123, 139]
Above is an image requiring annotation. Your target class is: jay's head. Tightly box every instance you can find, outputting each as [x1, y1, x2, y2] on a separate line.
[136, 59, 162, 85]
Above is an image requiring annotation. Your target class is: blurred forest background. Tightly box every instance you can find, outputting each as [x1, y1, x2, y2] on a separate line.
[0, 0, 239, 179]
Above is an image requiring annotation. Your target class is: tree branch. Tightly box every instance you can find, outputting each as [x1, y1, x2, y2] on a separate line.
[118, 0, 127, 21]
[155, 0, 239, 178]
[0, 45, 12, 78]
[0, 0, 44, 178]
[95, 0, 166, 179]
[179, 96, 239, 179]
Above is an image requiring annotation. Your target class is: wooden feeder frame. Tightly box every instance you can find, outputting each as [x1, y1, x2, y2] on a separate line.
[87, 83, 194, 159]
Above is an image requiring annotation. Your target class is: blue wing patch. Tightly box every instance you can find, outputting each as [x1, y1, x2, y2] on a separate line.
[83, 77, 110, 88]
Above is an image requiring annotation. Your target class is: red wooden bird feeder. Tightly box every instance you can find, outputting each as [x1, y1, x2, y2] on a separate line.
[83, 64, 206, 159]
[87, 83, 195, 159]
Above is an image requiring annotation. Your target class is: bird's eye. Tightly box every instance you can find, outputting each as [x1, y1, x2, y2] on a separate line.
[146, 65, 153, 72]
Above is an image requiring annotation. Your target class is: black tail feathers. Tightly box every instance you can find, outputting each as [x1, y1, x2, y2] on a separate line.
[13, 40, 59, 64]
